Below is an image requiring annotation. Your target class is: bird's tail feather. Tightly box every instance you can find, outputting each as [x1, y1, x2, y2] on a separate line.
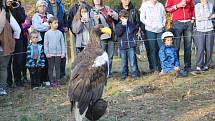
[70, 100, 75, 112]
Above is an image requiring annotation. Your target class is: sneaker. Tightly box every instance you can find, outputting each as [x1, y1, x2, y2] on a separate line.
[0, 88, 7, 96]
[196, 67, 202, 71]
[131, 77, 137, 81]
[202, 66, 209, 71]
[176, 70, 187, 78]
[51, 81, 60, 87]
[159, 70, 166, 76]
[43, 81, 51, 87]
[121, 76, 126, 81]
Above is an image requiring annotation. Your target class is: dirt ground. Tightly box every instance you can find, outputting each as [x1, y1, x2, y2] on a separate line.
[0, 56, 215, 121]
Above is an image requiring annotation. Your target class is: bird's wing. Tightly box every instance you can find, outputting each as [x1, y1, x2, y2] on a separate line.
[68, 51, 108, 115]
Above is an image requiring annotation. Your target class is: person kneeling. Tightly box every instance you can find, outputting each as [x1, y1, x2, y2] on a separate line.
[159, 32, 187, 77]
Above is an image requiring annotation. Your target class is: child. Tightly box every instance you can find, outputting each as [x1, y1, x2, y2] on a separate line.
[194, 0, 215, 71]
[159, 31, 187, 77]
[44, 16, 66, 87]
[26, 31, 45, 88]
[116, 10, 138, 80]
[72, 4, 95, 54]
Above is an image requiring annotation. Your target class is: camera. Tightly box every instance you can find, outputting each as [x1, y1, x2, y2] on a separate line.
[92, 8, 100, 15]
[10, 0, 20, 8]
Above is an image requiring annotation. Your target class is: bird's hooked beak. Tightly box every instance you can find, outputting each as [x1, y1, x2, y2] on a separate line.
[100, 27, 112, 36]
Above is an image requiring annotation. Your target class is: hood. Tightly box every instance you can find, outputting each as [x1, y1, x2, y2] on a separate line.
[118, 2, 135, 11]
[0, 9, 6, 34]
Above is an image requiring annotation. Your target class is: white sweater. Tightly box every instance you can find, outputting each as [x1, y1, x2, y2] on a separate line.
[195, 3, 214, 32]
[140, 1, 166, 33]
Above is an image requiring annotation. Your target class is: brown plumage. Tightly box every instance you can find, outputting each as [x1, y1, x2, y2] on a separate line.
[68, 25, 109, 121]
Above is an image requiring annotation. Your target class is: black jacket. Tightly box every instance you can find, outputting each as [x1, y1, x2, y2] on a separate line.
[9, 6, 26, 26]
[116, 21, 138, 49]
[115, 2, 140, 29]
[47, 1, 68, 32]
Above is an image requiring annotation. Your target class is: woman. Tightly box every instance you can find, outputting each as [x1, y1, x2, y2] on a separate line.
[91, 0, 118, 77]
[194, 0, 215, 71]
[140, 0, 166, 73]
[72, 4, 95, 54]
[32, 0, 53, 85]
[0, 0, 21, 95]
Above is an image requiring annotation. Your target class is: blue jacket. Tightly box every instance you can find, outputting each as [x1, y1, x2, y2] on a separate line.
[159, 45, 180, 72]
[47, 0, 67, 32]
[26, 43, 45, 68]
[116, 21, 138, 49]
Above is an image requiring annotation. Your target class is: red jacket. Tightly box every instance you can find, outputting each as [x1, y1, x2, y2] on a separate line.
[165, 0, 195, 22]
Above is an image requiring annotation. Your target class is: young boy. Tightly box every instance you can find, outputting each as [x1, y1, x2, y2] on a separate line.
[44, 16, 66, 87]
[159, 31, 187, 77]
[116, 10, 138, 80]
[26, 31, 45, 88]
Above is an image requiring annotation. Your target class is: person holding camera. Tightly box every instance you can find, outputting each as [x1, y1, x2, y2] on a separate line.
[0, 0, 21, 95]
[68, 0, 92, 33]
[72, 4, 95, 54]
[91, 0, 118, 78]
[5, 0, 27, 87]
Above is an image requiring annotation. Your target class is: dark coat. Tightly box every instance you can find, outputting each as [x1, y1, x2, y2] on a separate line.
[116, 21, 138, 49]
[9, 6, 26, 27]
[47, 0, 68, 32]
[115, 2, 140, 29]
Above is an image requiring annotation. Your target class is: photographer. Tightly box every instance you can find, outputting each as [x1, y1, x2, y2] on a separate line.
[5, 0, 26, 87]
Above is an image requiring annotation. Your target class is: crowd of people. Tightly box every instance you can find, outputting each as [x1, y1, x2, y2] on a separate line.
[0, 0, 215, 95]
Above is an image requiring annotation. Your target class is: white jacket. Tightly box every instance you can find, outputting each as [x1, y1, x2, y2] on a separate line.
[195, 2, 214, 32]
[140, 1, 166, 33]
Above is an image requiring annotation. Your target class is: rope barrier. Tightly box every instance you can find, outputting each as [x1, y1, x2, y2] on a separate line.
[0, 32, 215, 57]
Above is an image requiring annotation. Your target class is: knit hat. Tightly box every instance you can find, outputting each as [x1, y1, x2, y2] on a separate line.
[36, 0, 47, 8]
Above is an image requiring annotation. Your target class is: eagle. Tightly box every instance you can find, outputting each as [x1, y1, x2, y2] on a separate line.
[68, 25, 111, 121]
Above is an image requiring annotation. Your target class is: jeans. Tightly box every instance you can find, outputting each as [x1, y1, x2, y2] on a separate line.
[172, 21, 193, 70]
[0, 52, 10, 89]
[145, 30, 163, 71]
[120, 48, 137, 78]
[101, 39, 114, 76]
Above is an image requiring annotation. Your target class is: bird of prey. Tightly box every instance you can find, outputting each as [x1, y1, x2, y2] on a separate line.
[68, 25, 111, 121]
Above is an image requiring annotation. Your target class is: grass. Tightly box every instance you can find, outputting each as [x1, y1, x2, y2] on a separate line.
[0, 53, 215, 121]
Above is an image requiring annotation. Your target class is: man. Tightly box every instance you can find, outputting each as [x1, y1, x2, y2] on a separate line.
[47, 0, 68, 80]
[165, 0, 195, 73]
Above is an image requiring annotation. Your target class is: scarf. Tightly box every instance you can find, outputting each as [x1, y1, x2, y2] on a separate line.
[39, 14, 48, 23]
[0, 9, 6, 34]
